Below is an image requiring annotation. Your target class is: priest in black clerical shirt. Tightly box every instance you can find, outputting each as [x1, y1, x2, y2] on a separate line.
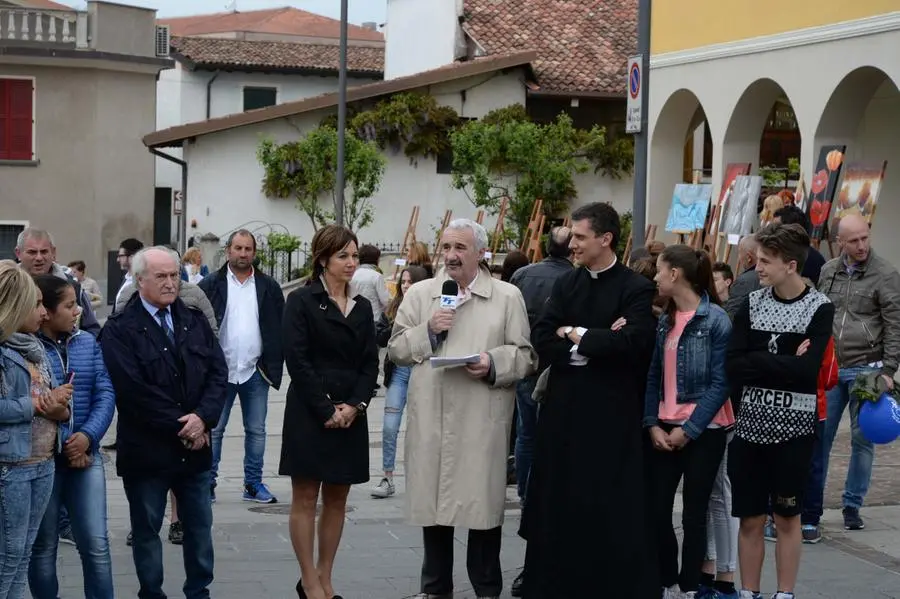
[522, 202, 659, 599]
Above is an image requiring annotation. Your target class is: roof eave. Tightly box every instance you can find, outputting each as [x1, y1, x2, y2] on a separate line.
[143, 50, 538, 149]
[526, 88, 624, 100]
[184, 61, 383, 78]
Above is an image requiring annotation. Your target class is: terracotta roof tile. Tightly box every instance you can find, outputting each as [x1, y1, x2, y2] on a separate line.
[144, 50, 537, 149]
[158, 7, 383, 43]
[15, 0, 73, 10]
[463, 0, 636, 95]
[171, 36, 384, 74]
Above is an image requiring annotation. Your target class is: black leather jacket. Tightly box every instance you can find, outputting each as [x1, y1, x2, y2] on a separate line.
[510, 257, 573, 329]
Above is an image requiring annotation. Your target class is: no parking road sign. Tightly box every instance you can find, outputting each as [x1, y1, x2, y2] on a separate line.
[626, 55, 642, 133]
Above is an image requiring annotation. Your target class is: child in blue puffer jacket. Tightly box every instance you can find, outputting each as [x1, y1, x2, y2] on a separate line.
[27, 275, 115, 599]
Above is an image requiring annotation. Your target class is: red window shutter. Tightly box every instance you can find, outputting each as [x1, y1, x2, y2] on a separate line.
[7, 80, 33, 161]
[0, 80, 9, 159]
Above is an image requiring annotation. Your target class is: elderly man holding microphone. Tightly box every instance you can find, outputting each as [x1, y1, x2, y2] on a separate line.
[389, 219, 536, 599]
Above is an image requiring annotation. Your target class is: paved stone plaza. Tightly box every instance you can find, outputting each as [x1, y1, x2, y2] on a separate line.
[46, 377, 900, 598]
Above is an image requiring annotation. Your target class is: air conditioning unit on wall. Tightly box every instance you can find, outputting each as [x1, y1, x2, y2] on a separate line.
[155, 24, 170, 57]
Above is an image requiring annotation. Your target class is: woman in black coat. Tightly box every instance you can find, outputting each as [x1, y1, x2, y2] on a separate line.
[280, 225, 379, 599]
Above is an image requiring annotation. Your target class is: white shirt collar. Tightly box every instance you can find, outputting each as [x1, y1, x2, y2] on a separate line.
[587, 256, 617, 279]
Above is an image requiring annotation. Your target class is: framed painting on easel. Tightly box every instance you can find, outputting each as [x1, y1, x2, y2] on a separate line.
[806, 145, 846, 242]
[830, 161, 888, 241]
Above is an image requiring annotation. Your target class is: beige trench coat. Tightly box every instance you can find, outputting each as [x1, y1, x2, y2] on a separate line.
[388, 269, 536, 530]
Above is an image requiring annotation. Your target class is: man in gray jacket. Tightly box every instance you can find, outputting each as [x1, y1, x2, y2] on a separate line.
[724, 235, 761, 319]
[15, 227, 101, 335]
[818, 214, 900, 532]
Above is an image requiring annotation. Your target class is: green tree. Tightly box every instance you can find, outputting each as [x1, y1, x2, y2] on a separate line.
[257, 127, 387, 232]
[450, 105, 633, 244]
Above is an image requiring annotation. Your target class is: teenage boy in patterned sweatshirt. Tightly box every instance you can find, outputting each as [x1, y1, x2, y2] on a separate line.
[725, 223, 835, 599]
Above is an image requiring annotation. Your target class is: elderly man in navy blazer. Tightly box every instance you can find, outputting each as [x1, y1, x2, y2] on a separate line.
[100, 246, 227, 599]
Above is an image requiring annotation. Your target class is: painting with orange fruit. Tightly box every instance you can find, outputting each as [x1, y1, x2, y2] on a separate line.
[805, 145, 846, 240]
[830, 161, 888, 242]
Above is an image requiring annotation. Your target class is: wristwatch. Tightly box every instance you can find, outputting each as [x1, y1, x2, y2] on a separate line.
[356, 401, 368, 414]
[564, 326, 574, 336]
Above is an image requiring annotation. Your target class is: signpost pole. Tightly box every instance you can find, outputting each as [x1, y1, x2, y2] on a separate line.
[335, 0, 349, 227]
[629, 0, 652, 249]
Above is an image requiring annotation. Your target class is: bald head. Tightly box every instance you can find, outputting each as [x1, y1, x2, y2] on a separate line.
[547, 226, 573, 259]
[739, 235, 760, 270]
[837, 213, 871, 263]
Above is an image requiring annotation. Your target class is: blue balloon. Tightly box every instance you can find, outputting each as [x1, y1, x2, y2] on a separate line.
[859, 392, 900, 445]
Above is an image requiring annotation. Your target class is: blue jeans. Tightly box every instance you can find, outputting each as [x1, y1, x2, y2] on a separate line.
[514, 376, 538, 502]
[822, 366, 876, 510]
[123, 471, 214, 599]
[29, 455, 113, 599]
[211, 370, 270, 487]
[0, 459, 55, 599]
[383, 366, 410, 473]
[802, 420, 826, 526]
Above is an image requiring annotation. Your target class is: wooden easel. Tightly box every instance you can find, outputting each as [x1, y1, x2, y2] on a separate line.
[431, 210, 452, 270]
[623, 224, 658, 266]
[489, 198, 509, 264]
[521, 200, 545, 263]
[393, 205, 420, 279]
[475, 209, 485, 225]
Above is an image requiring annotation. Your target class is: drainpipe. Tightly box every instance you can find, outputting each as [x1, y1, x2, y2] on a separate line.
[205, 71, 220, 119]
[150, 148, 188, 254]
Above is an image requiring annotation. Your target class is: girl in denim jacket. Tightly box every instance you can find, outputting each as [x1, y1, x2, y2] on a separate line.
[28, 275, 115, 599]
[642, 245, 733, 599]
[0, 262, 71, 599]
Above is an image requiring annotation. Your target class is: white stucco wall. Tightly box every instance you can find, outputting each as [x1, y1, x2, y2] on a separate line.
[155, 63, 377, 191]
[646, 20, 900, 262]
[179, 69, 634, 248]
[384, 0, 464, 79]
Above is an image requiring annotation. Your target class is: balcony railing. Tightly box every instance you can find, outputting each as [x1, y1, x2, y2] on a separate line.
[0, 7, 89, 49]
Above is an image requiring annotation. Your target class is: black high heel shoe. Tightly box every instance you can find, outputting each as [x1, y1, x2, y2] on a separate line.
[295, 580, 306, 598]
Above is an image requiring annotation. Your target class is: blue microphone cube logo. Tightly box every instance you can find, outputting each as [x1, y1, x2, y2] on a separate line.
[440, 295, 456, 309]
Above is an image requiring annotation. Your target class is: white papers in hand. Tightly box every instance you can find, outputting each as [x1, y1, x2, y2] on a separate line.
[429, 354, 482, 368]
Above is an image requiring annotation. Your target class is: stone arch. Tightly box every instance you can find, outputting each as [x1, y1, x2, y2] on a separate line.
[814, 66, 900, 261]
[721, 77, 801, 175]
[647, 89, 712, 234]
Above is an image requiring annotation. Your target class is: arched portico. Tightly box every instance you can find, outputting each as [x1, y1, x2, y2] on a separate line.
[814, 66, 900, 260]
[647, 89, 712, 236]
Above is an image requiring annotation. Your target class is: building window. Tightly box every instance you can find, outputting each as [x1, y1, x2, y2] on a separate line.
[0, 223, 26, 261]
[0, 79, 34, 161]
[243, 87, 277, 112]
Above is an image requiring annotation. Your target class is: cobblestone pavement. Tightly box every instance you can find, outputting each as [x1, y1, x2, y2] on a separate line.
[44, 378, 900, 599]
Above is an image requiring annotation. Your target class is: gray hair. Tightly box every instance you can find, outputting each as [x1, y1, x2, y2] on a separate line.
[16, 228, 55, 250]
[445, 218, 488, 251]
[132, 246, 181, 279]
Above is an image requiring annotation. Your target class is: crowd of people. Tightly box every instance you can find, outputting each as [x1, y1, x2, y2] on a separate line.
[0, 198, 896, 599]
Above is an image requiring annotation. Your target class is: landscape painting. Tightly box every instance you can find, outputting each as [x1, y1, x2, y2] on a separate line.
[806, 145, 846, 240]
[722, 175, 763, 236]
[666, 184, 713, 233]
[830, 161, 888, 241]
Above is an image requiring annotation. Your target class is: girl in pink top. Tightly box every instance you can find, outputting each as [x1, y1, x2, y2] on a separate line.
[642, 245, 733, 598]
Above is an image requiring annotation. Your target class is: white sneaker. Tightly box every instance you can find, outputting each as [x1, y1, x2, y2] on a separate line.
[771, 594, 795, 599]
[370, 477, 395, 498]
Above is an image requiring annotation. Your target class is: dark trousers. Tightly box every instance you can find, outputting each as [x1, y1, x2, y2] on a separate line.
[123, 470, 214, 599]
[802, 420, 827, 526]
[421, 525, 502, 597]
[648, 426, 726, 592]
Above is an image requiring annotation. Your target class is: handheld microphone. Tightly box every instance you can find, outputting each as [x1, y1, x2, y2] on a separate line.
[437, 280, 459, 343]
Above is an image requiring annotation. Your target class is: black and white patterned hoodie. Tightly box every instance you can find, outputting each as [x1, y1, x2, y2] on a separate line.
[726, 285, 834, 444]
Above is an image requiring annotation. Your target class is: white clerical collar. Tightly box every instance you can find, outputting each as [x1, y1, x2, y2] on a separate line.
[587, 256, 617, 279]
